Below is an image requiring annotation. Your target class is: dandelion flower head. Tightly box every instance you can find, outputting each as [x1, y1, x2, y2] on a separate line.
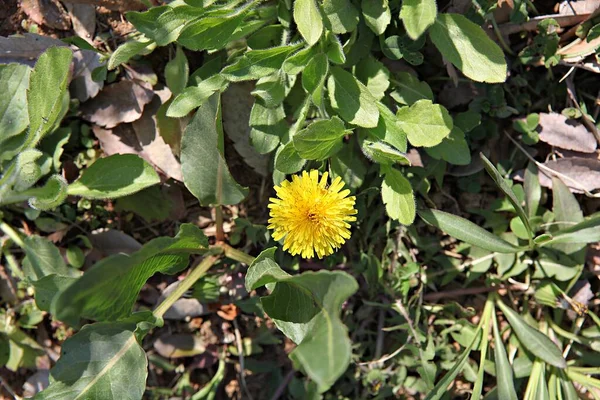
[268, 170, 357, 259]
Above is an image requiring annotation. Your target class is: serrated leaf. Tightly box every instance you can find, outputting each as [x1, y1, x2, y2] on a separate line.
[67, 154, 160, 199]
[26, 47, 72, 148]
[400, 0, 437, 39]
[33, 322, 147, 400]
[396, 100, 452, 147]
[221, 43, 302, 82]
[496, 300, 566, 368]
[429, 13, 507, 83]
[362, 0, 391, 35]
[381, 167, 415, 224]
[181, 93, 248, 205]
[293, 0, 323, 45]
[418, 208, 522, 253]
[54, 224, 208, 323]
[293, 116, 346, 160]
[245, 249, 358, 392]
[328, 67, 379, 128]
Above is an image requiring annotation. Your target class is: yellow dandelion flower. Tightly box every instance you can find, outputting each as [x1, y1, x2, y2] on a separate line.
[268, 170, 357, 259]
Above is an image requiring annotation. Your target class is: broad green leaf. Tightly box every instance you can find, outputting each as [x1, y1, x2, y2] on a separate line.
[293, 116, 347, 160]
[108, 38, 154, 70]
[396, 100, 452, 147]
[127, 6, 188, 46]
[324, 31, 346, 64]
[492, 312, 519, 400]
[283, 46, 320, 75]
[418, 208, 522, 253]
[54, 224, 208, 323]
[0, 63, 30, 146]
[322, 0, 359, 34]
[252, 72, 286, 108]
[381, 167, 415, 224]
[67, 154, 160, 199]
[167, 74, 227, 118]
[524, 162, 541, 218]
[165, 45, 189, 96]
[390, 71, 433, 106]
[480, 154, 533, 245]
[328, 67, 379, 128]
[274, 142, 306, 174]
[360, 138, 409, 165]
[177, 7, 250, 51]
[293, 0, 323, 45]
[381, 35, 403, 60]
[551, 176, 585, 256]
[249, 103, 286, 154]
[26, 47, 72, 148]
[355, 56, 390, 101]
[221, 43, 302, 82]
[429, 14, 507, 83]
[425, 127, 471, 165]
[22, 236, 78, 282]
[368, 103, 407, 152]
[496, 300, 567, 368]
[32, 274, 78, 313]
[302, 53, 329, 106]
[27, 174, 68, 210]
[33, 322, 147, 400]
[425, 329, 479, 400]
[400, 0, 437, 39]
[330, 142, 367, 190]
[245, 249, 358, 392]
[362, 0, 391, 35]
[181, 93, 248, 205]
[544, 214, 600, 245]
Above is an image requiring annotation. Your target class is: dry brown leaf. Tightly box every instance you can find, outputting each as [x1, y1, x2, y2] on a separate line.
[62, 0, 147, 11]
[88, 229, 142, 256]
[156, 281, 208, 320]
[538, 157, 600, 192]
[65, 2, 96, 44]
[21, 0, 71, 30]
[558, 0, 600, 15]
[0, 33, 66, 66]
[537, 112, 597, 153]
[154, 334, 206, 358]
[70, 49, 104, 102]
[81, 80, 153, 128]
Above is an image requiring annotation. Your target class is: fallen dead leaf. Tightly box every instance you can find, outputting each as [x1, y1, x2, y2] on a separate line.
[537, 112, 597, 153]
[65, 2, 96, 44]
[81, 80, 154, 128]
[0, 33, 67, 66]
[70, 49, 104, 102]
[61, 0, 147, 11]
[21, 0, 71, 30]
[88, 228, 142, 256]
[154, 334, 206, 358]
[558, 0, 600, 15]
[538, 157, 600, 192]
[156, 281, 208, 320]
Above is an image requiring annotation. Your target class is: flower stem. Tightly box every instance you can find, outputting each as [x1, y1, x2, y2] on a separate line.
[0, 220, 25, 248]
[153, 255, 219, 319]
[219, 243, 255, 265]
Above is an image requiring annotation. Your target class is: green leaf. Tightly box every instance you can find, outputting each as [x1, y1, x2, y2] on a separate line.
[127, 6, 188, 46]
[245, 249, 358, 392]
[33, 322, 147, 400]
[252, 72, 286, 108]
[381, 167, 415, 224]
[54, 224, 208, 323]
[293, 0, 323, 45]
[425, 127, 471, 165]
[327, 67, 379, 128]
[322, 0, 359, 34]
[26, 47, 72, 148]
[275, 142, 306, 174]
[67, 154, 160, 199]
[221, 43, 302, 82]
[390, 71, 433, 106]
[396, 100, 452, 147]
[249, 103, 286, 154]
[330, 142, 367, 190]
[22, 236, 78, 282]
[360, 138, 410, 165]
[32, 275, 78, 313]
[400, 0, 437, 39]
[293, 116, 346, 160]
[165, 45, 189, 96]
[492, 311, 518, 400]
[0, 63, 30, 147]
[418, 208, 522, 253]
[480, 153, 533, 245]
[545, 214, 600, 245]
[368, 103, 407, 152]
[108, 38, 154, 70]
[550, 176, 586, 256]
[362, 0, 391, 35]
[28, 174, 68, 210]
[355, 56, 390, 101]
[302, 52, 329, 106]
[381, 35, 404, 60]
[425, 329, 479, 400]
[496, 300, 566, 368]
[429, 13, 507, 83]
[524, 162, 541, 218]
[181, 93, 248, 205]
[283, 46, 320, 75]
[177, 7, 250, 51]
[167, 74, 227, 118]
